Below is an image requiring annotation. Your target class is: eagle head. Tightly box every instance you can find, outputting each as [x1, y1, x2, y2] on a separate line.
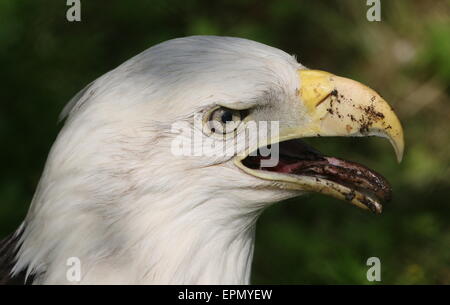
[7, 36, 403, 284]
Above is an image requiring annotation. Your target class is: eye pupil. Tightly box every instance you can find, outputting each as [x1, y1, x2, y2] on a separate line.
[221, 111, 233, 123]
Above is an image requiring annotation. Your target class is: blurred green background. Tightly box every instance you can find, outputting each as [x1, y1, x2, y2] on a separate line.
[0, 0, 449, 284]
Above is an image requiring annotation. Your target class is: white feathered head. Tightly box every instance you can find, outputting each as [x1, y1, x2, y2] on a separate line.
[7, 36, 403, 284]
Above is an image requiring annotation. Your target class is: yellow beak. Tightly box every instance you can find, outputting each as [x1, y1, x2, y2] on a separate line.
[235, 69, 405, 214]
[293, 70, 404, 162]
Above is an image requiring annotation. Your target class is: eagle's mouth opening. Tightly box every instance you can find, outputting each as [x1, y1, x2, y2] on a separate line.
[241, 139, 392, 213]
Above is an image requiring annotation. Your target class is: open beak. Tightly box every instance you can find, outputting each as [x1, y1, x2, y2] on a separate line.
[235, 69, 404, 214]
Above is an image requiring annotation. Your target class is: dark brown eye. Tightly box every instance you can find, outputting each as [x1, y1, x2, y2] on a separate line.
[208, 108, 242, 134]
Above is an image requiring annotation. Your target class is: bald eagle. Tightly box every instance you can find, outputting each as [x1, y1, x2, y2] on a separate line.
[0, 36, 403, 284]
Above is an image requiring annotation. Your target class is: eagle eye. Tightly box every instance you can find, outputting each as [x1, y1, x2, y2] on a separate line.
[207, 107, 245, 134]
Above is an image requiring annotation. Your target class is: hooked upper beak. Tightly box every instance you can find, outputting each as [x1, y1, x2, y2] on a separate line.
[293, 70, 404, 162]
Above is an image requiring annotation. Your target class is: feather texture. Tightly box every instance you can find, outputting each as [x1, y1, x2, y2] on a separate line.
[5, 36, 303, 284]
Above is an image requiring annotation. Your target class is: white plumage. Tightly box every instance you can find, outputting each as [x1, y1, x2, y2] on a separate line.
[13, 36, 303, 284]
